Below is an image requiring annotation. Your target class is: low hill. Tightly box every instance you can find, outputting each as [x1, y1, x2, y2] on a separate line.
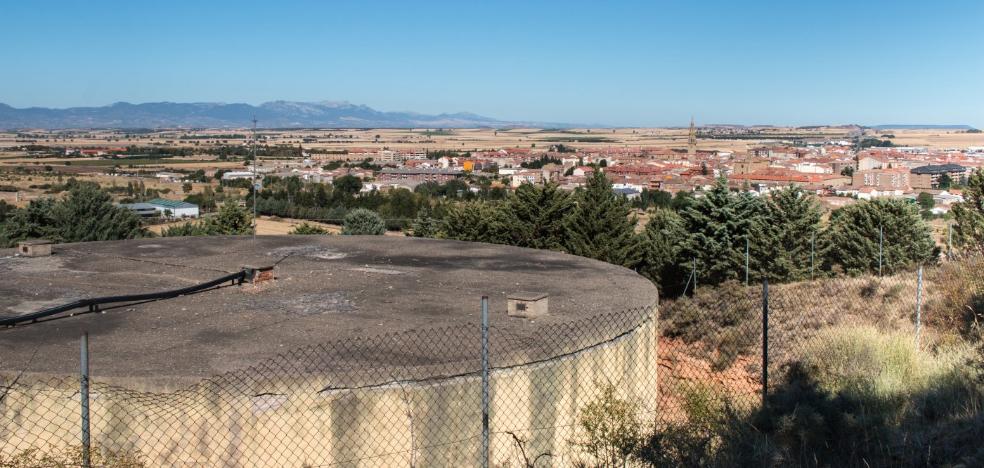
[0, 100, 576, 130]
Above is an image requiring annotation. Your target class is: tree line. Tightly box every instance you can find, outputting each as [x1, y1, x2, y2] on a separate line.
[249, 176, 509, 229]
[2, 169, 983, 297]
[409, 171, 981, 296]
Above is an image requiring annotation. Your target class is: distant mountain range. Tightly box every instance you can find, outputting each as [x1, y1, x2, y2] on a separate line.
[0, 101, 975, 131]
[0, 101, 575, 129]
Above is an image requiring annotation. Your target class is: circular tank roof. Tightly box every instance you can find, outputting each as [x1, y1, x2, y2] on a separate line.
[0, 236, 657, 387]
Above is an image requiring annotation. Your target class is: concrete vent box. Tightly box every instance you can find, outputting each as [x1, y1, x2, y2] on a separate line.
[17, 240, 53, 257]
[243, 265, 276, 284]
[507, 292, 549, 318]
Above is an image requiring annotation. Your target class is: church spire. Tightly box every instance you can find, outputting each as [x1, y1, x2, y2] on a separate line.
[687, 116, 697, 155]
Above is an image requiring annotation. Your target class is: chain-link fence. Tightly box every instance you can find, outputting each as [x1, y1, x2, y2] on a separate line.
[654, 254, 984, 466]
[1, 304, 659, 467]
[2, 256, 982, 467]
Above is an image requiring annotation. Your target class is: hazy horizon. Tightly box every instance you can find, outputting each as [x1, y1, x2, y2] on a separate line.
[0, 100, 978, 129]
[2, 0, 982, 128]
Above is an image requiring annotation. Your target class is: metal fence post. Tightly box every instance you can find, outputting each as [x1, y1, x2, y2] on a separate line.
[693, 257, 698, 293]
[948, 223, 953, 260]
[878, 224, 884, 277]
[80, 332, 91, 468]
[745, 237, 750, 286]
[480, 296, 490, 468]
[761, 279, 769, 407]
[810, 231, 816, 280]
[915, 266, 924, 350]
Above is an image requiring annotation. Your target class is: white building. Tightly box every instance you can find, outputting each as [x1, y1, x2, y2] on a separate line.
[121, 199, 200, 219]
[510, 170, 541, 188]
[221, 171, 255, 181]
[146, 199, 200, 218]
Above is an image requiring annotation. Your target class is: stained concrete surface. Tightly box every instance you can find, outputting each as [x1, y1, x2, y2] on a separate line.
[0, 236, 656, 386]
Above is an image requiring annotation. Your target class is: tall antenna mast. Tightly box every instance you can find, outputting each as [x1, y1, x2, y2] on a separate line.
[251, 115, 258, 240]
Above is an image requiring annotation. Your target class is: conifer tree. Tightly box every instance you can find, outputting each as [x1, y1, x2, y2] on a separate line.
[637, 208, 688, 294]
[736, 189, 772, 280]
[409, 212, 442, 238]
[677, 177, 766, 286]
[163, 201, 253, 237]
[0, 184, 145, 246]
[503, 182, 575, 251]
[441, 201, 510, 244]
[822, 198, 937, 275]
[564, 171, 639, 267]
[759, 186, 823, 281]
[210, 200, 254, 235]
[342, 208, 386, 235]
[951, 168, 984, 255]
[53, 184, 146, 242]
[0, 198, 59, 247]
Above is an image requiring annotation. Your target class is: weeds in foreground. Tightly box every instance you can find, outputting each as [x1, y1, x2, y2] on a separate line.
[573, 326, 984, 467]
[571, 384, 644, 467]
[0, 445, 145, 468]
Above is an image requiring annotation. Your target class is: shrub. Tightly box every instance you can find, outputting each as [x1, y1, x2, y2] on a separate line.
[162, 201, 253, 237]
[572, 383, 644, 467]
[660, 281, 760, 370]
[925, 256, 984, 339]
[644, 324, 984, 467]
[745, 326, 984, 466]
[341, 208, 385, 235]
[409, 213, 442, 238]
[638, 384, 747, 467]
[797, 326, 978, 420]
[289, 222, 328, 235]
[0, 183, 146, 247]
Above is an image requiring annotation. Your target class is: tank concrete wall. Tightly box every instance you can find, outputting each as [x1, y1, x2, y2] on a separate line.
[0, 309, 657, 467]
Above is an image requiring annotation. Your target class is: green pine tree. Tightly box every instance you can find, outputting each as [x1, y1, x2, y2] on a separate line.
[342, 208, 386, 235]
[441, 201, 510, 244]
[163, 201, 253, 237]
[736, 190, 772, 282]
[409, 212, 442, 238]
[0, 184, 145, 247]
[503, 182, 575, 251]
[0, 198, 59, 247]
[760, 186, 823, 281]
[822, 198, 937, 275]
[951, 168, 984, 255]
[210, 201, 254, 235]
[637, 208, 688, 294]
[565, 171, 639, 267]
[53, 184, 145, 242]
[677, 177, 766, 286]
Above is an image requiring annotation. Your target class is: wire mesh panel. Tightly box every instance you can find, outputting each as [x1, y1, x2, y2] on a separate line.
[1, 305, 659, 467]
[766, 272, 918, 390]
[2, 255, 981, 467]
[487, 307, 657, 467]
[656, 283, 763, 421]
[648, 255, 984, 467]
[0, 377, 87, 465]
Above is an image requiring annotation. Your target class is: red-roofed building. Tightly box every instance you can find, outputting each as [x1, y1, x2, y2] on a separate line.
[730, 168, 850, 190]
[572, 166, 595, 177]
[853, 168, 912, 191]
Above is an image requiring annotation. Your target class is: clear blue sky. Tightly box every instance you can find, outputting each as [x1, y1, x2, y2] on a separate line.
[2, 0, 982, 127]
